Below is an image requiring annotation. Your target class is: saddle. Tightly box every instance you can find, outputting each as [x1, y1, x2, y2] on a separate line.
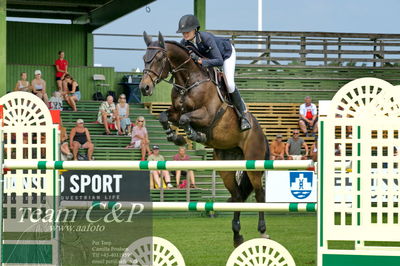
[186, 46, 231, 103]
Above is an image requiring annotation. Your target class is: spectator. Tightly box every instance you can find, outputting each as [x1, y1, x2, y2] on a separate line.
[311, 137, 318, 162]
[286, 129, 308, 160]
[116, 93, 131, 135]
[125, 116, 151, 160]
[31, 70, 49, 106]
[62, 74, 80, 112]
[299, 96, 318, 137]
[148, 145, 173, 189]
[269, 134, 285, 160]
[55, 51, 68, 91]
[14, 72, 30, 92]
[172, 146, 196, 188]
[49, 91, 63, 111]
[69, 119, 94, 161]
[97, 95, 122, 135]
[60, 127, 73, 160]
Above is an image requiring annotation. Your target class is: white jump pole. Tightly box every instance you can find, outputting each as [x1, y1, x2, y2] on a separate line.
[3, 160, 315, 171]
[60, 201, 317, 213]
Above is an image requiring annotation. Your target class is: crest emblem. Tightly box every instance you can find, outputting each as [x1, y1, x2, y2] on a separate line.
[289, 172, 313, 199]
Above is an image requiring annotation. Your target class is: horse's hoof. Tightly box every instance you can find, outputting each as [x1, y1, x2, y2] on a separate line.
[233, 235, 244, 248]
[260, 233, 270, 239]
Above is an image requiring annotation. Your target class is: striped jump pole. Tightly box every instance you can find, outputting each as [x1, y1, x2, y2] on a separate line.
[3, 159, 315, 171]
[60, 201, 317, 213]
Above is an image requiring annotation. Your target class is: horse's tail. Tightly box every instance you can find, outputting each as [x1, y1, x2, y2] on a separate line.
[238, 171, 253, 201]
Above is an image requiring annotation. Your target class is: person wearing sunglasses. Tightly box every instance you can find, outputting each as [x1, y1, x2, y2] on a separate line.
[126, 116, 151, 160]
[286, 130, 309, 160]
[116, 93, 131, 135]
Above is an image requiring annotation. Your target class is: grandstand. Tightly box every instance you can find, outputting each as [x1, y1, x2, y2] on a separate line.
[8, 28, 400, 203]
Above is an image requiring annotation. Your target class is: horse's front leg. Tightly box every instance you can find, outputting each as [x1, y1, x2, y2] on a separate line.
[159, 108, 186, 146]
[178, 108, 208, 144]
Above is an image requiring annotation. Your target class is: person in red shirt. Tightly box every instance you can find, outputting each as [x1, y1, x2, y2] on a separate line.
[172, 146, 196, 188]
[55, 51, 68, 91]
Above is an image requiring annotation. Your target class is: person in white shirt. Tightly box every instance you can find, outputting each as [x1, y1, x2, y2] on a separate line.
[299, 96, 318, 137]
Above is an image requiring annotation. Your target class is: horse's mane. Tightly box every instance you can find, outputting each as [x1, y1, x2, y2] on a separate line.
[165, 40, 203, 57]
[165, 40, 190, 53]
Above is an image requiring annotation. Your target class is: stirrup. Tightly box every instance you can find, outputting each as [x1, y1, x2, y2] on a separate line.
[240, 117, 251, 131]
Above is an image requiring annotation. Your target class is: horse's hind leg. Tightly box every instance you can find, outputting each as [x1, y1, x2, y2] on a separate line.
[219, 170, 244, 247]
[159, 109, 186, 146]
[250, 171, 269, 238]
[215, 149, 244, 247]
[242, 134, 269, 238]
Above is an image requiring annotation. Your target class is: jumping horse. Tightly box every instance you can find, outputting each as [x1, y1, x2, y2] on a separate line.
[139, 32, 270, 247]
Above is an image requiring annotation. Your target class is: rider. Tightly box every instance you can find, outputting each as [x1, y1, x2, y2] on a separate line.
[177, 14, 251, 131]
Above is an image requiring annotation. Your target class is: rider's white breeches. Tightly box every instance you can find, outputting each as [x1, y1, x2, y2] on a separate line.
[223, 45, 236, 93]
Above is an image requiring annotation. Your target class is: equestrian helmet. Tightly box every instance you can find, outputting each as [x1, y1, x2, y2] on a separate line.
[176, 14, 200, 33]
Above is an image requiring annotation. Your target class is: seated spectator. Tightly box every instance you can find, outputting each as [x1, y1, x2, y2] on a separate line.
[14, 72, 30, 92]
[335, 143, 341, 156]
[286, 129, 308, 160]
[62, 74, 80, 112]
[69, 119, 94, 160]
[299, 96, 318, 137]
[31, 70, 49, 106]
[117, 94, 131, 135]
[60, 127, 73, 160]
[97, 95, 122, 135]
[173, 146, 196, 188]
[148, 145, 173, 189]
[49, 91, 63, 111]
[55, 51, 68, 91]
[311, 137, 318, 162]
[270, 134, 285, 160]
[126, 116, 151, 160]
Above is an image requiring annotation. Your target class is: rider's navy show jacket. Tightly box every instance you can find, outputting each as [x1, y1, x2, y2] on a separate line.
[181, 31, 233, 68]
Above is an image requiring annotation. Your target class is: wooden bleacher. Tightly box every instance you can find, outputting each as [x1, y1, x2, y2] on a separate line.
[146, 102, 316, 147]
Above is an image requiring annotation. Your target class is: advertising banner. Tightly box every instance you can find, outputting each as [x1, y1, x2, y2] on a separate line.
[265, 171, 317, 202]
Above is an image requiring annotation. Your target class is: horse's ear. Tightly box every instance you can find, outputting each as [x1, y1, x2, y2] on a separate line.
[143, 31, 152, 47]
[158, 32, 165, 49]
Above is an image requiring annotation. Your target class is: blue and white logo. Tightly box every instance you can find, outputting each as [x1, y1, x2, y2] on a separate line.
[289, 172, 313, 199]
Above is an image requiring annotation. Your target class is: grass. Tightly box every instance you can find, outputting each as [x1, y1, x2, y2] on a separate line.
[58, 212, 317, 265]
[153, 213, 317, 266]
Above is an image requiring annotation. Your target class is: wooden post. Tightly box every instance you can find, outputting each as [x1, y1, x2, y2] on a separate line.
[338, 37, 342, 65]
[380, 40, 384, 67]
[194, 0, 206, 30]
[266, 35, 271, 65]
[0, 0, 6, 96]
[300, 36, 306, 65]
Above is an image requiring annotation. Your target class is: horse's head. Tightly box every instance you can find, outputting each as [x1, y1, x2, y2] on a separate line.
[139, 31, 170, 96]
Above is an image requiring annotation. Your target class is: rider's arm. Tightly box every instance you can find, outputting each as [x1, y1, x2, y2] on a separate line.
[200, 33, 224, 67]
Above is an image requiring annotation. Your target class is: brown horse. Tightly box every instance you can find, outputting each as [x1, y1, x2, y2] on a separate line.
[139, 32, 270, 247]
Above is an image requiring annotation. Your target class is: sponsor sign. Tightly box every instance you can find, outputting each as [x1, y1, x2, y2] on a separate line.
[265, 171, 317, 202]
[61, 170, 150, 201]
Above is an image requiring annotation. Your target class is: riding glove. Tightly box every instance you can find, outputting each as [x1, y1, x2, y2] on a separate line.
[190, 52, 200, 63]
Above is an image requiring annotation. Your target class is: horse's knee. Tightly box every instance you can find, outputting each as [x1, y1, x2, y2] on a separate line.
[179, 115, 190, 127]
[159, 111, 169, 124]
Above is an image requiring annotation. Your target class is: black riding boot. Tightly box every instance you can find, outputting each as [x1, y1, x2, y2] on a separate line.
[230, 88, 251, 131]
